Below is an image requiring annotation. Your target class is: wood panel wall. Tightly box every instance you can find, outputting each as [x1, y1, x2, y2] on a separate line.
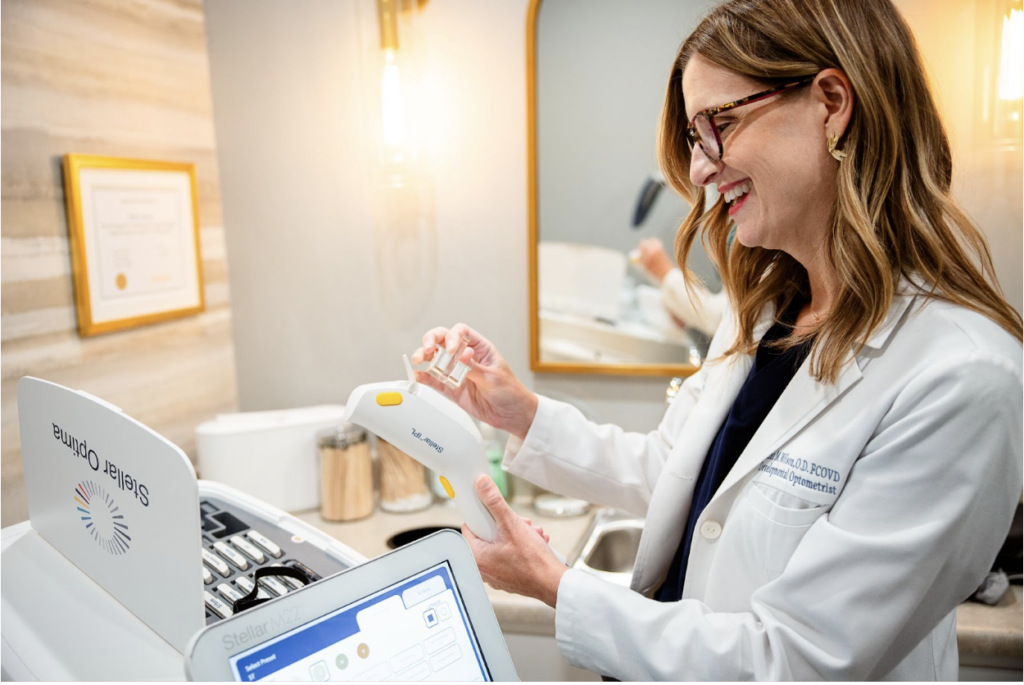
[1, 0, 238, 526]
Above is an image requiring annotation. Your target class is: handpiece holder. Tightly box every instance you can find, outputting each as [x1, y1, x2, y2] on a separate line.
[342, 372, 499, 542]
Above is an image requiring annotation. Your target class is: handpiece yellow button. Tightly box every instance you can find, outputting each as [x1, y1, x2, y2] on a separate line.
[439, 476, 455, 499]
[375, 392, 403, 406]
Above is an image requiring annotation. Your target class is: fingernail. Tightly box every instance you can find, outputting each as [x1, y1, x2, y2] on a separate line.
[477, 478, 491, 492]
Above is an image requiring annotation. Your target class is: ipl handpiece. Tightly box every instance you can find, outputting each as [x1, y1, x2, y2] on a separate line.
[342, 376, 499, 542]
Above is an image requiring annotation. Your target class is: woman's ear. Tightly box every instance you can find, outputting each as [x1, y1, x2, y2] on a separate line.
[814, 68, 854, 138]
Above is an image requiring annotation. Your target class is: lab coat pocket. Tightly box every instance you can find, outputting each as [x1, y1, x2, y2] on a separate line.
[745, 483, 828, 579]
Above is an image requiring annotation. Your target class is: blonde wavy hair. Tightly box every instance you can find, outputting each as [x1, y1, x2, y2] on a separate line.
[659, 0, 1023, 383]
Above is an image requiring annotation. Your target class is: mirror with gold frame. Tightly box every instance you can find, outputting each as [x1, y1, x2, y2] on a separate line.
[526, 0, 720, 377]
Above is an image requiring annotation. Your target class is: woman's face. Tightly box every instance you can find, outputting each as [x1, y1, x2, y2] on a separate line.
[682, 55, 836, 262]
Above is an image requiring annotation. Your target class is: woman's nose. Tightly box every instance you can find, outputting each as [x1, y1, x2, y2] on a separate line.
[689, 144, 718, 187]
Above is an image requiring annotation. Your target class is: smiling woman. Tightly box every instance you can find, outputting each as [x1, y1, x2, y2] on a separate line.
[678, 57, 854, 314]
[412, 0, 1022, 681]
[659, 0, 1022, 383]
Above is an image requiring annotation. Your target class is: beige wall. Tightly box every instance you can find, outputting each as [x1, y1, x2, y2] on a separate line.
[203, 0, 678, 435]
[1, 0, 238, 526]
[895, 0, 1023, 313]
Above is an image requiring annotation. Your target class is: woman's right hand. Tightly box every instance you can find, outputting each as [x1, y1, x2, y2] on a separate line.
[410, 324, 539, 441]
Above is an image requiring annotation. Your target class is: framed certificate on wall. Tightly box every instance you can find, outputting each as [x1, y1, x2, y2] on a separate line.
[62, 154, 205, 336]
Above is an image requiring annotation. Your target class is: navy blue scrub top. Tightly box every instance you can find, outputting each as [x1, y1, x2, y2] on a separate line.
[655, 300, 813, 603]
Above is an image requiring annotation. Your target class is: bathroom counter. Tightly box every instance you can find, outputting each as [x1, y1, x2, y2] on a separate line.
[295, 499, 591, 636]
[956, 584, 1022, 669]
[295, 503, 1023, 662]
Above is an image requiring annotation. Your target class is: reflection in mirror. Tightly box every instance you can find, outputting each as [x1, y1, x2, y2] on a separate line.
[529, 0, 719, 377]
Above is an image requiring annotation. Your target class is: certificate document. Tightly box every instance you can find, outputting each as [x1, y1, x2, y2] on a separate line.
[64, 156, 204, 335]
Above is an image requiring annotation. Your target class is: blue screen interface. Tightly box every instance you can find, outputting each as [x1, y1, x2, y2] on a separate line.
[229, 562, 488, 682]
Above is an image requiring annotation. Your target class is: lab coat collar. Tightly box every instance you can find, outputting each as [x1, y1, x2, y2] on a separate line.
[705, 285, 918, 516]
[862, 280, 920, 349]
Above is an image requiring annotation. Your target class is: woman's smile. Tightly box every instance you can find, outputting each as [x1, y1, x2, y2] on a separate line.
[726, 185, 752, 217]
[717, 177, 753, 218]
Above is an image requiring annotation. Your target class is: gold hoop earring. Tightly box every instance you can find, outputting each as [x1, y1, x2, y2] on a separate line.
[827, 131, 847, 162]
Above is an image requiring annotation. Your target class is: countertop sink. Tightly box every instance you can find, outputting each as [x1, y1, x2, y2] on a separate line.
[570, 509, 644, 586]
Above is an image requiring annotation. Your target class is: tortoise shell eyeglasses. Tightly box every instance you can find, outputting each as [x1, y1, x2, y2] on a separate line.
[686, 75, 817, 162]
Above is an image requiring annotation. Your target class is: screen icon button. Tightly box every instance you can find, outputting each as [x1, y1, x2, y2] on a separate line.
[309, 660, 329, 681]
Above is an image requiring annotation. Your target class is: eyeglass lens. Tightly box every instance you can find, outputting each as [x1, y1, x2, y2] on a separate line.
[693, 114, 721, 161]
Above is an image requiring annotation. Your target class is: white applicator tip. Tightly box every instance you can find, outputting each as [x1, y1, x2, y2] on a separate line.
[402, 354, 419, 394]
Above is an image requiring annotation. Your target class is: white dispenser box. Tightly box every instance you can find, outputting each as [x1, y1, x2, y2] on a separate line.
[196, 405, 345, 512]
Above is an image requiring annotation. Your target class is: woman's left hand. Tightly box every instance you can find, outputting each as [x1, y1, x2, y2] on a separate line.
[462, 475, 568, 608]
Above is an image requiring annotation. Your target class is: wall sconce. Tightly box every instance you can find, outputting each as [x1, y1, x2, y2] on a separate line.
[373, 0, 430, 184]
[979, 0, 1023, 147]
[361, 0, 437, 322]
[998, 7, 1023, 100]
[996, 5, 1023, 138]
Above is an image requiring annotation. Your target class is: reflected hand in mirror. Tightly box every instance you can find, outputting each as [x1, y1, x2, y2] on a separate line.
[635, 237, 676, 283]
[632, 236, 728, 339]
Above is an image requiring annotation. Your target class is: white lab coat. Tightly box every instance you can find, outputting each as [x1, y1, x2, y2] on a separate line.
[504, 286, 1023, 680]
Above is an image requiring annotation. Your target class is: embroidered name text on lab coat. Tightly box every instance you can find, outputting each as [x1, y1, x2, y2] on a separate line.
[756, 450, 841, 495]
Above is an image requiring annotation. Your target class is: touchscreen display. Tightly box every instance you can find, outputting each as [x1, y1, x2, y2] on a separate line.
[228, 562, 488, 682]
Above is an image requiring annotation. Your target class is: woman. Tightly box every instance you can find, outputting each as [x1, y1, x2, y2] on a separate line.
[412, 0, 1023, 679]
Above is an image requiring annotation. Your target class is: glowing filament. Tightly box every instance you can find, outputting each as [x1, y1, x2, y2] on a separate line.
[381, 48, 404, 148]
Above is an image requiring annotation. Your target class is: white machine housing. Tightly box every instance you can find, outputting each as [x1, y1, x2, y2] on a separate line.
[16, 376, 204, 651]
[2, 377, 366, 681]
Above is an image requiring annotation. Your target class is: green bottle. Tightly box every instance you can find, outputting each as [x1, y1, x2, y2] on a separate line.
[479, 422, 508, 499]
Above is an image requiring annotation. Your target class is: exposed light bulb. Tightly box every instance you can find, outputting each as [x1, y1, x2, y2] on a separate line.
[381, 48, 405, 152]
[997, 8, 1023, 101]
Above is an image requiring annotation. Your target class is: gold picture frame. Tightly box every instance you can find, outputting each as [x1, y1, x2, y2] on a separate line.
[62, 154, 206, 336]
